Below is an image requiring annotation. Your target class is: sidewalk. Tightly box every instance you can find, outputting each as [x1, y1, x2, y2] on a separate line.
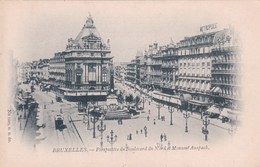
[116, 82, 233, 131]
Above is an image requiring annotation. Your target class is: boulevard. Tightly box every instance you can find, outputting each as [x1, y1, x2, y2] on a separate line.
[18, 81, 235, 151]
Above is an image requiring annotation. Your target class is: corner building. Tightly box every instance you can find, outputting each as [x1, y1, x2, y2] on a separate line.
[52, 15, 113, 102]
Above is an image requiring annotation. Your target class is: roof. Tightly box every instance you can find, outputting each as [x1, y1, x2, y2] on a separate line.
[69, 15, 106, 48]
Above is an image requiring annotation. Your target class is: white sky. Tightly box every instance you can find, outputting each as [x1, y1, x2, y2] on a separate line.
[3, 1, 247, 63]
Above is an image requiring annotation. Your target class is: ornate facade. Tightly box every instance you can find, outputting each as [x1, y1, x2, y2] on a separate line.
[50, 15, 113, 102]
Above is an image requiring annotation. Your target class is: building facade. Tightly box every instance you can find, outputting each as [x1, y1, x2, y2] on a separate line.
[125, 25, 241, 120]
[50, 15, 113, 103]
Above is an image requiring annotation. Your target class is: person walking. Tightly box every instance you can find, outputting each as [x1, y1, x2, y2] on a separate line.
[164, 133, 167, 141]
[160, 134, 164, 142]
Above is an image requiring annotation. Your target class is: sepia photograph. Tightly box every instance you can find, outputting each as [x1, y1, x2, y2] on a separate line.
[1, 1, 260, 167]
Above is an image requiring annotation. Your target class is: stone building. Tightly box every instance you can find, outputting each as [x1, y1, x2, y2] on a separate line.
[50, 15, 113, 103]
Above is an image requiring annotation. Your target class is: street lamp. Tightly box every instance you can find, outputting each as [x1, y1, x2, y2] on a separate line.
[97, 119, 106, 148]
[157, 104, 161, 120]
[90, 115, 99, 138]
[107, 130, 117, 149]
[183, 109, 190, 133]
[143, 96, 145, 109]
[168, 107, 174, 125]
[87, 107, 91, 130]
[202, 116, 210, 141]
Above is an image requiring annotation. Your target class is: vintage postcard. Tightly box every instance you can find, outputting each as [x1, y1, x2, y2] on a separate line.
[1, 1, 260, 166]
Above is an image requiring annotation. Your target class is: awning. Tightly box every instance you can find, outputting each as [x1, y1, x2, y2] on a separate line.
[183, 80, 187, 89]
[176, 80, 179, 86]
[220, 109, 229, 117]
[227, 109, 240, 120]
[188, 80, 192, 89]
[181, 93, 192, 101]
[214, 87, 222, 93]
[207, 105, 221, 114]
[178, 80, 182, 88]
[196, 82, 200, 90]
[188, 99, 209, 106]
[205, 83, 211, 92]
[210, 87, 216, 92]
[191, 81, 195, 89]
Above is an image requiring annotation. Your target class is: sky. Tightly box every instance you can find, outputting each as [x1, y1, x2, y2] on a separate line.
[3, 1, 247, 63]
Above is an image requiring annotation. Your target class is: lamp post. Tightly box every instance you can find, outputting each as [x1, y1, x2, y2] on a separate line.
[183, 109, 190, 133]
[168, 107, 174, 125]
[90, 116, 99, 138]
[200, 108, 205, 119]
[87, 107, 90, 130]
[143, 96, 145, 109]
[97, 119, 106, 148]
[107, 130, 117, 149]
[202, 116, 210, 141]
[157, 104, 161, 120]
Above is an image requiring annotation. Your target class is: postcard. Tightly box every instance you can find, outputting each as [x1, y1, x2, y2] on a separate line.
[1, 1, 260, 167]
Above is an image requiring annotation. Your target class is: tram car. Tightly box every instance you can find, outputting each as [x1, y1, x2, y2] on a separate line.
[55, 114, 64, 130]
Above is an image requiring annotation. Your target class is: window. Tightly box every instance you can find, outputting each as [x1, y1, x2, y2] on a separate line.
[207, 62, 210, 66]
[88, 64, 96, 81]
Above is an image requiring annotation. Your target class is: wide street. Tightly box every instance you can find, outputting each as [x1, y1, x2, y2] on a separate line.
[32, 86, 85, 151]
[27, 81, 236, 152]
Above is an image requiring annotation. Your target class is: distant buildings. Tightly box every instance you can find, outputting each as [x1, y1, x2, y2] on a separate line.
[124, 24, 241, 120]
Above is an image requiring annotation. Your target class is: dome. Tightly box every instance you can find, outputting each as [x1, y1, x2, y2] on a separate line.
[213, 29, 229, 45]
[212, 28, 238, 49]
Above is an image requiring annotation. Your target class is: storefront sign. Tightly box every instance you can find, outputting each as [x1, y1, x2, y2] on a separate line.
[200, 23, 217, 33]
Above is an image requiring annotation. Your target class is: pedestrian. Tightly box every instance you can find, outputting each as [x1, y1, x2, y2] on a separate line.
[153, 119, 156, 125]
[129, 133, 132, 140]
[147, 116, 150, 121]
[140, 129, 143, 134]
[164, 133, 167, 141]
[160, 134, 163, 142]
[148, 109, 151, 115]
[144, 126, 147, 137]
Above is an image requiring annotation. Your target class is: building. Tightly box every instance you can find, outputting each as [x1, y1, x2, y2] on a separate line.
[176, 31, 218, 113]
[50, 15, 113, 104]
[210, 28, 241, 118]
[125, 24, 241, 120]
[125, 59, 136, 86]
[114, 62, 127, 84]
[49, 52, 66, 88]
[160, 44, 178, 95]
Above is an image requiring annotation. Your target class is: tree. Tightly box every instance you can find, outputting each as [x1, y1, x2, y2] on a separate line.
[126, 94, 134, 104]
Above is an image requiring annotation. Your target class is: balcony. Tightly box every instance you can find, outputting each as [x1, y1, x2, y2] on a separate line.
[211, 70, 239, 75]
[211, 46, 238, 53]
[211, 80, 240, 87]
[211, 93, 241, 101]
[64, 82, 110, 91]
[161, 64, 178, 69]
[151, 72, 162, 76]
[151, 62, 162, 66]
[212, 59, 240, 64]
